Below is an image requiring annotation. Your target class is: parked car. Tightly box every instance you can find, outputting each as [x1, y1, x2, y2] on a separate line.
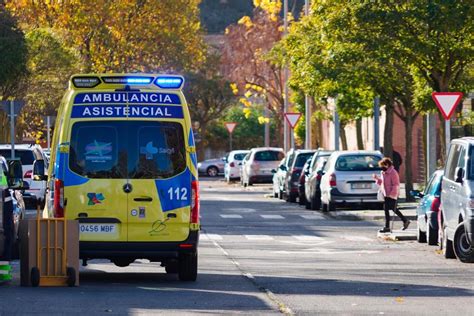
[305, 154, 331, 210]
[271, 149, 297, 198]
[242, 147, 285, 186]
[440, 138, 474, 262]
[411, 170, 443, 245]
[224, 150, 250, 182]
[197, 157, 225, 177]
[284, 150, 315, 203]
[0, 156, 27, 260]
[272, 157, 288, 198]
[0, 144, 48, 207]
[298, 157, 313, 205]
[320, 151, 383, 211]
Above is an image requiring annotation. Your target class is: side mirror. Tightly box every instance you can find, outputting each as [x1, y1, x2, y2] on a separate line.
[6, 159, 27, 190]
[33, 160, 48, 181]
[410, 190, 423, 199]
[455, 167, 464, 184]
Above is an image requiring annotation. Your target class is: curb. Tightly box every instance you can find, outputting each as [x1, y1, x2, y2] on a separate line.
[325, 211, 417, 222]
[377, 230, 417, 241]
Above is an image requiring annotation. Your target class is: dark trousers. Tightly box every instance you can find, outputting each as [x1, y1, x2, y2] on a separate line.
[2, 190, 14, 261]
[384, 197, 407, 228]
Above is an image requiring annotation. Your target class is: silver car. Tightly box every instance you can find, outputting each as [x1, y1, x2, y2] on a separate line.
[242, 147, 285, 186]
[440, 137, 474, 262]
[320, 151, 383, 211]
[197, 157, 226, 177]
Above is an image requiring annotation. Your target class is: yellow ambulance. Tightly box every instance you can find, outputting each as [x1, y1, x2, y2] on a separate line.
[46, 74, 199, 281]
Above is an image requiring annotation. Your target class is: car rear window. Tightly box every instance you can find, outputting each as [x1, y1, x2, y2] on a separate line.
[254, 150, 284, 161]
[0, 149, 36, 165]
[234, 153, 247, 161]
[294, 153, 314, 168]
[69, 121, 186, 179]
[335, 155, 381, 171]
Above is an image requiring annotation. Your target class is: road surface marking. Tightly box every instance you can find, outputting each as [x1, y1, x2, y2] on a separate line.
[293, 235, 324, 242]
[204, 233, 223, 240]
[260, 214, 284, 219]
[220, 214, 243, 219]
[244, 235, 274, 241]
[223, 207, 256, 213]
[300, 214, 323, 220]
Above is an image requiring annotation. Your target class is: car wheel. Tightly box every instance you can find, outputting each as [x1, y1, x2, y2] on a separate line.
[427, 220, 438, 246]
[311, 194, 321, 210]
[417, 219, 427, 243]
[287, 192, 297, 203]
[207, 166, 218, 177]
[321, 203, 328, 212]
[178, 251, 198, 281]
[328, 201, 336, 212]
[442, 226, 456, 259]
[298, 194, 305, 205]
[453, 222, 474, 263]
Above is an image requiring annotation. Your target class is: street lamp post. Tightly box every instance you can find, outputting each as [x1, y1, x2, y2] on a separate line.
[283, 0, 289, 151]
[304, 0, 311, 149]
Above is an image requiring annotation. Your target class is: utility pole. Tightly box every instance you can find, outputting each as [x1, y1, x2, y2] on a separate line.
[283, 0, 289, 151]
[334, 98, 340, 150]
[427, 113, 437, 181]
[10, 101, 15, 159]
[304, 0, 311, 149]
[264, 106, 270, 147]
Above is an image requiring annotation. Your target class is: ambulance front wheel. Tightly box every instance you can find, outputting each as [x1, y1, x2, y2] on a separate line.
[66, 267, 76, 287]
[178, 251, 197, 282]
[31, 267, 40, 287]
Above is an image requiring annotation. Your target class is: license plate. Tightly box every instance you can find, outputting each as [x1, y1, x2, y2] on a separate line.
[79, 223, 117, 234]
[351, 183, 372, 189]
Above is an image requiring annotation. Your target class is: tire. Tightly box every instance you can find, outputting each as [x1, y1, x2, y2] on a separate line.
[178, 252, 198, 281]
[328, 201, 336, 212]
[66, 267, 76, 287]
[311, 194, 321, 210]
[31, 267, 40, 287]
[427, 221, 438, 246]
[165, 262, 179, 274]
[442, 226, 456, 259]
[321, 203, 328, 212]
[417, 220, 427, 243]
[207, 166, 218, 177]
[453, 223, 474, 263]
[298, 194, 305, 205]
[287, 192, 297, 203]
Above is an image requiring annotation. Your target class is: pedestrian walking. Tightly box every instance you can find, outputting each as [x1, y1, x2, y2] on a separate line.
[373, 157, 410, 233]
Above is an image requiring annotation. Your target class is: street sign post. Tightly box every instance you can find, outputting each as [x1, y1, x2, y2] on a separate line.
[42, 115, 57, 150]
[1, 100, 25, 159]
[432, 92, 464, 155]
[224, 122, 238, 151]
[284, 113, 301, 149]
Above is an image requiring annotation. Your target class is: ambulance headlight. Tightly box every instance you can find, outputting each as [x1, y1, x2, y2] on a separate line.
[154, 76, 184, 89]
[72, 77, 101, 88]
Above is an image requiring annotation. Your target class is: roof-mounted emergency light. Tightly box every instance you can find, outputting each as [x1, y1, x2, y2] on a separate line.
[102, 76, 154, 85]
[72, 76, 101, 88]
[154, 76, 184, 89]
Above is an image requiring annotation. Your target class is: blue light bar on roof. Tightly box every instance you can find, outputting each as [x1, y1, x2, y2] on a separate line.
[102, 76, 153, 85]
[154, 76, 184, 89]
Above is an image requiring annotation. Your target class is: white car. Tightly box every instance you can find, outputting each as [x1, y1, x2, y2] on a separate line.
[320, 151, 383, 211]
[241, 147, 285, 186]
[224, 150, 250, 182]
[0, 144, 48, 206]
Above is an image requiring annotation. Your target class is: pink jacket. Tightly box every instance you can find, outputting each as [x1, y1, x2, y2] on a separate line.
[376, 166, 400, 199]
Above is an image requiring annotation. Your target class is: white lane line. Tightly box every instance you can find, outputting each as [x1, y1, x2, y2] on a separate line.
[220, 214, 243, 219]
[293, 235, 324, 242]
[205, 234, 223, 240]
[300, 214, 323, 220]
[244, 235, 274, 241]
[223, 208, 256, 213]
[260, 214, 284, 219]
[342, 236, 373, 242]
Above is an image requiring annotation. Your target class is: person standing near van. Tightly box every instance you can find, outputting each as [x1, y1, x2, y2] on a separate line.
[373, 157, 410, 233]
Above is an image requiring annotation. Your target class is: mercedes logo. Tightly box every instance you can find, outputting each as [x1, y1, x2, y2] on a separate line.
[123, 183, 133, 193]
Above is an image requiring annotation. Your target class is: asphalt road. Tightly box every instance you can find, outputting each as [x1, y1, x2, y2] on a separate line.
[2, 178, 474, 315]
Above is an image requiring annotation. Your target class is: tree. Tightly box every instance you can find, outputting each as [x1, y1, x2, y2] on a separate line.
[221, 2, 286, 146]
[0, 2, 28, 142]
[7, 0, 206, 73]
[185, 55, 235, 160]
[17, 28, 81, 142]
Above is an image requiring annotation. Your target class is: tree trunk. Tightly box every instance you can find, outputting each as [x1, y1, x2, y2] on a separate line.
[340, 124, 348, 150]
[383, 101, 394, 158]
[197, 123, 207, 161]
[404, 111, 415, 202]
[356, 118, 364, 150]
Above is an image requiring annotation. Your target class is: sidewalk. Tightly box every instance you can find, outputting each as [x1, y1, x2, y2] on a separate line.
[326, 202, 418, 221]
